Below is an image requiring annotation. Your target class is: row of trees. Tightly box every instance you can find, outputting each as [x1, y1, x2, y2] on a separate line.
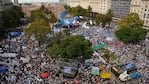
[95, 9, 113, 28]
[115, 13, 147, 44]
[0, 6, 24, 39]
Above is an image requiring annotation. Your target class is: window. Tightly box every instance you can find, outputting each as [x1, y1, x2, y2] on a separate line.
[146, 20, 148, 25]
[144, 13, 146, 18]
[145, 9, 147, 11]
[147, 14, 149, 19]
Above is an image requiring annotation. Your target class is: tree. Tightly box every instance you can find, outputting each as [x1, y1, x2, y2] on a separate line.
[72, 5, 88, 17]
[12, 6, 24, 18]
[95, 14, 106, 27]
[118, 13, 144, 28]
[115, 27, 147, 44]
[0, 6, 24, 39]
[29, 10, 45, 22]
[103, 49, 117, 63]
[40, 5, 51, 15]
[95, 10, 113, 28]
[49, 13, 57, 24]
[48, 13, 57, 30]
[87, 5, 92, 17]
[47, 34, 93, 59]
[64, 5, 72, 14]
[115, 13, 147, 44]
[105, 9, 114, 27]
[0, 15, 5, 40]
[24, 19, 51, 42]
[1, 6, 24, 28]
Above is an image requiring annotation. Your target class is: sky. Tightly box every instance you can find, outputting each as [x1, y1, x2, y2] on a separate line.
[17, 0, 59, 3]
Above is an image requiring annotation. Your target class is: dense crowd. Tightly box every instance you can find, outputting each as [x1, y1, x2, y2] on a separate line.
[0, 25, 149, 84]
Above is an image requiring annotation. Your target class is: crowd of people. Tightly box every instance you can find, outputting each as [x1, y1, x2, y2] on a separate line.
[73, 26, 149, 83]
[0, 25, 149, 84]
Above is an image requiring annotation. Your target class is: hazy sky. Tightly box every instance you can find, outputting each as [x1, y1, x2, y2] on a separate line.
[18, 0, 59, 3]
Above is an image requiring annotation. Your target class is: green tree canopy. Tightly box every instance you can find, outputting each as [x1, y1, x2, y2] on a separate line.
[0, 6, 24, 39]
[95, 9, 113, 28]
[1, 6, 23, 28]
[115, 27, 147, 44]
[49, 13, 57, 23]
[29, 9, 46, 22]
[115, 13, 147, 44]
[47, 33, 93, 59]
[64, 5, 72, 14]
[87, 5, 92, 17]
[24, 19, 51, 42]
[95, 14, 106, 27]
[102, 49, 117, 63]
[105, 9, 114, 26]
[71, 5, 88, 17]
[29, 8, 50, 22]
[118, 13, 144, 28]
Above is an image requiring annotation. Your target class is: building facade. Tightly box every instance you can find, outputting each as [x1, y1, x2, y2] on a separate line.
[130, 0, 149, 29]
[0, 0, 13, 10]
[59, 0, 67, 5]
[13, 0, 18, 5]
[111, 0, 131, 19]
[67, 0, 131, 19]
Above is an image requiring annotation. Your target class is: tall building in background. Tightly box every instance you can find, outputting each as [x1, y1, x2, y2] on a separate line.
[59, 0, 67, 5]
[0, 0, 13, 10]
[111, 0, 131, 19]
[130, 0, 149, 29]
[13, 0, 18, 5]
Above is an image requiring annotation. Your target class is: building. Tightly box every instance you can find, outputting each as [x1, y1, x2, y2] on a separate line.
[13, 0, 18, 5]
[59, 0, 67, 5]
[0, 0, 13, 9]
[67, 0, 131, 19]
[130, 0, 149, 29]
[46, 4, 65, 18]
[21, 5, 31, 17]
[111, 0, 131, 19]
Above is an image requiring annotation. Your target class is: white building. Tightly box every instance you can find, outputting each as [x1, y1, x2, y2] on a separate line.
[59, 0, 67, 5]
[111, 0, 131, 19]
[0, 0, 13, 10]
[130, 0, 149, 29]
[13, 0, 18, 5]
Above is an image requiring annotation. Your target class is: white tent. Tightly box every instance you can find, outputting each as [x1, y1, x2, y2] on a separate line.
[106, 37, 113, 41]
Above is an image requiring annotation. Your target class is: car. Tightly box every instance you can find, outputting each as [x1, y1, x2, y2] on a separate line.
[130, 72, 141, 79]
[119, 71, 131, 81]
